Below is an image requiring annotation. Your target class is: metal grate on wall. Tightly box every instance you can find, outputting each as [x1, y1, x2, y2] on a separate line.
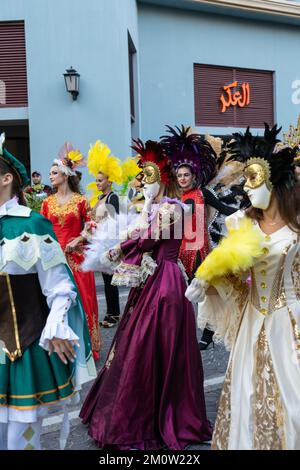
[194, 64, 274, 128]
[0, 21, 28, 108]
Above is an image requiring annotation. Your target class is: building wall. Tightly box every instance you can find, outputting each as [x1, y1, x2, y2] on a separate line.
[138, 3, 300, 140]
[0, 0, 139, 185]
[1, 0, 300, 181]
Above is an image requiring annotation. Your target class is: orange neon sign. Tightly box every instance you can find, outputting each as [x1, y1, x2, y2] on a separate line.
[220, 81, 250, 113]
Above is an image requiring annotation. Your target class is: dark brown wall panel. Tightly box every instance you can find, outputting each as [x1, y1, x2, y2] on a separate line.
[194, 64, 274, 128]
[0, 21, 28, 108]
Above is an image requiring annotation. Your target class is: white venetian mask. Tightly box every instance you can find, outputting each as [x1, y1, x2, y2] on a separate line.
[143, 181, 160, 200]
[244, 182, 272, 210]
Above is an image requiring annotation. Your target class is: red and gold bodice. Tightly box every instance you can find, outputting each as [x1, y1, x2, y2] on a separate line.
[180, 188, 209, 279]
[41, 194, 91, 271]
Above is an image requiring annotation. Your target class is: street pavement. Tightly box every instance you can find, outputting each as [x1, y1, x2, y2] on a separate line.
[41, 282, 229, 450]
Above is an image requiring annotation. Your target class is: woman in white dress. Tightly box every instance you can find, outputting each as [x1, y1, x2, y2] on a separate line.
[186, 124, 300, 450]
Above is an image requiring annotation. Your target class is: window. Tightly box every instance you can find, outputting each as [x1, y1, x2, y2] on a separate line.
[194, 64, 274, 128]
[0, 21, 28, 108]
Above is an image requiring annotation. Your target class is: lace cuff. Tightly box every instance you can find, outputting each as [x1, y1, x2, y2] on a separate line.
[111, 253, 157, 287]
[39, 323, 79, 352]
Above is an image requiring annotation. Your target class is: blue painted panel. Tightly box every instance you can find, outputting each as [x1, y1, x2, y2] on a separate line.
[138, 4, 300, 140]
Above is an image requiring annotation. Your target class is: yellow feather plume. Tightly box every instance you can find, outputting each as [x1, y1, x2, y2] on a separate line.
[87, 140, 123, 185]
[86, 181, 102, 208]
[67, 149, 83, 163]
[195, 217, 264, 284]
[119, 156, 141, 195]
[121, 157, 140, 182]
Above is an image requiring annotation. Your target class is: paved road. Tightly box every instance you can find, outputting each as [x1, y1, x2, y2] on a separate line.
[41, 287, 229, 450]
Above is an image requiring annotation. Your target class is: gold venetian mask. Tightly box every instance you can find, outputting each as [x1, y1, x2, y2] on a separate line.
[142, 162, 161, 184]
[244, 158, 272, 191]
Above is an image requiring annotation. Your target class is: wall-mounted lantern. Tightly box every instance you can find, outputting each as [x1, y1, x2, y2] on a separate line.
[63, 67, 80, 100]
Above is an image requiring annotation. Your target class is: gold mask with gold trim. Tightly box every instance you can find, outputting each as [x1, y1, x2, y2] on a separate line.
[244, 157, 273, 191]
[142, 162, 161, 184]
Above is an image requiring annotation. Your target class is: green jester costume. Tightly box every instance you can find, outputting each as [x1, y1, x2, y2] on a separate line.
[0, 135, 96, 450]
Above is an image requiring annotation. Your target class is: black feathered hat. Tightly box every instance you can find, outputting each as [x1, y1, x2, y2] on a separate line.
[228, 123, 297, 191]
[160, 125, 217, 187]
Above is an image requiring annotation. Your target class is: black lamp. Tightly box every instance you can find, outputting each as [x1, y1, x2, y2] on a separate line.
[63, 67, 80, 100]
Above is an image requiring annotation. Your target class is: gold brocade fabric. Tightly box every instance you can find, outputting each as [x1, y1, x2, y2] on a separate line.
[250, 245, 290, 315]
[253, 324, 286, 450]
[66, 253, 81, 272]
[288, 307, 300, 364]
[268, 248, 289, 314]
[105, 342, 116, 370]
[292, 251, 300, 300]
[211, 363, 232, 450]
[44, 194, 89, 227]
[91, 315, 101, 353]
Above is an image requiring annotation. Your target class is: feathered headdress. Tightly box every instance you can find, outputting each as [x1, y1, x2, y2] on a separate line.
[54, 142, 85, 177]
[131, 139, 175, 186]
[87, 140, 123, 185]
[86, 181, 101, 208]
[119, 156, 141, 195]
[160, 125, 217, 187]
[206, 135, 245, 188]
[282, 115, 300, 162]
[228, 123, 296, 191]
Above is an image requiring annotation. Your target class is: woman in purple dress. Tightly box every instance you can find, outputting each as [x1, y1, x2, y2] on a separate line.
[80, 140, 212, 450]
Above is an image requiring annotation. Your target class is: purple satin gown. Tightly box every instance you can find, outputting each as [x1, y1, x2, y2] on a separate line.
[80, 202, 212, 450]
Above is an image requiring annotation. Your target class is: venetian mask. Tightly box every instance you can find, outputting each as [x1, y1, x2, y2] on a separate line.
[142, 162, 160, 185]
[244, 160, 272, 210]
[143, 181, 160, 200]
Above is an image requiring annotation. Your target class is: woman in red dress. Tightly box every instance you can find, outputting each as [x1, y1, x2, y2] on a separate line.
[160, 126, 216, 281]
[41, 143, 101, 360]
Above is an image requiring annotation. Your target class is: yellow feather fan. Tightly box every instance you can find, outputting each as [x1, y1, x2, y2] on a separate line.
[87, 140, 123, 185]
[195, 217, 264, 284]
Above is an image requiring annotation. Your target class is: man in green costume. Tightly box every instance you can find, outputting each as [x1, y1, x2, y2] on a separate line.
[0, 133, 96, 450]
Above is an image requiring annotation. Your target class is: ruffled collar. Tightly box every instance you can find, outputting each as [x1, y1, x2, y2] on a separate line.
[0, 197, 31, 218]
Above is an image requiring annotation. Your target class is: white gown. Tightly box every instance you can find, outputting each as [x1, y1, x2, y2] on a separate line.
[198, 211, 300, 450]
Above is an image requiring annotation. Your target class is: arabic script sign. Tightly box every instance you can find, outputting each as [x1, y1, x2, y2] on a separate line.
[220, 81, 250, 113]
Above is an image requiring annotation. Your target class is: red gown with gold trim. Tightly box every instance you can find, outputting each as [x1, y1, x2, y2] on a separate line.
[180, 188, 210, 280]
[41, 193, 100, 360]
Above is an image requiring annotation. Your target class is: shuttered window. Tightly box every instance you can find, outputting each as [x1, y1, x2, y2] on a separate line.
[194, 64, 274, 128]
[0, 21, 28, 108]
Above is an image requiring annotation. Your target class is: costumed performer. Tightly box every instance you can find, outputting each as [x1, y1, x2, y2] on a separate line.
[41, 143, 101, 360]
[81, 140, 124, 328]
[186, 124, 300, 450]
[80, 139, 212, 450]
[0, 134, 96, 450]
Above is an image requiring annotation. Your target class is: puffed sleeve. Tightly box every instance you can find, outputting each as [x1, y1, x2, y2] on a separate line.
[111, 202, 183, 287]
[123, 201, 182, 254]
[38, 260, 79, 351]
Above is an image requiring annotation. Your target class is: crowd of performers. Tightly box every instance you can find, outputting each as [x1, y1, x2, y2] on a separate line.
[1, 118, 300, 450]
